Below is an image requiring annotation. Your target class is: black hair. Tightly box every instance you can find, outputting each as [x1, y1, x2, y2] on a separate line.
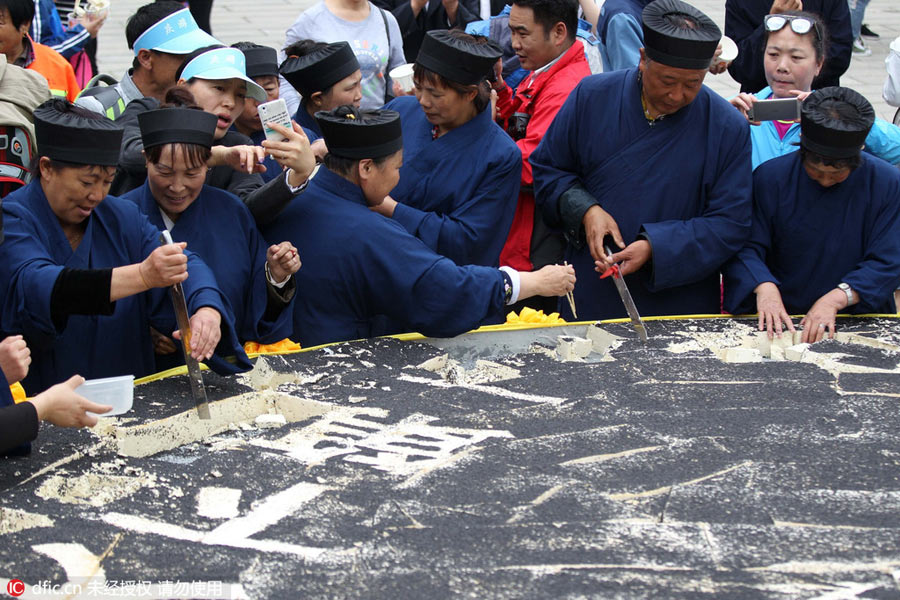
[412, 31, 492, 113]
[0, 0, 35, 31]
[144, 87, 212, 167]
[174, 44, 225, 81]
[663, 13, 699, 30]
[126, 1, 185, 69]
[765, 10, 828, 64]
[282, 39, 329, 58]
[799, 146, 861, 170]
[231, 41, 263, 51]
[511, 0, 578, 42]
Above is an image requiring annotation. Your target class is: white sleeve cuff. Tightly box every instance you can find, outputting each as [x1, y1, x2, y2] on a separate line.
[499, 266, 521, 305]
[265, 263, 290, 288]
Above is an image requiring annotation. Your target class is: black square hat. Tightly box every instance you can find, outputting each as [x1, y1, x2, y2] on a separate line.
[34, 99, 124, 166]
[138, 107, 217, 150]
[280, 42, 360, 98]
[800, 87, 875, 159]
[315, 106, 402, 160]
[641, 0, 720, 70]
[241, 45, 279, 79]
[415, 30, 502, 86]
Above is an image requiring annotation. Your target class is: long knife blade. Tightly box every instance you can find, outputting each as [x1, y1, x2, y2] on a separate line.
[160, 231, 210, 419]
[604, 246, 649, 343]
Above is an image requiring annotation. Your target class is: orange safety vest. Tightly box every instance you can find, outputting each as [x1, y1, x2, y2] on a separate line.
[27, 37, 80, 101]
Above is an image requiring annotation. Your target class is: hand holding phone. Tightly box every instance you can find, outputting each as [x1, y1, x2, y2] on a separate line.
[257, 99, 292, 143]
[747, 98, 801, 122]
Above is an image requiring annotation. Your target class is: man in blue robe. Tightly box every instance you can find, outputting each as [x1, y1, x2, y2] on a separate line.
[532, 0, 752, 321]
[262, 105, 574, 347]
[0, 100, 250, 394]
[381, 30, 521, 268]
[724, 87, 900, 343]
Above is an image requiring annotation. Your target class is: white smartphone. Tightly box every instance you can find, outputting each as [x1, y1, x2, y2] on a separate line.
[257, 98, 292, 143]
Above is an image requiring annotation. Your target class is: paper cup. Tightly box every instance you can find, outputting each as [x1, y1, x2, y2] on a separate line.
[717, 35, 739, 67]
[390, 63, 415, 94]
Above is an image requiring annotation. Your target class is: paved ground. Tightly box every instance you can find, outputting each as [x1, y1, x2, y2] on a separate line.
[94, 0, 900, 121]
[1, 317, 899, 599]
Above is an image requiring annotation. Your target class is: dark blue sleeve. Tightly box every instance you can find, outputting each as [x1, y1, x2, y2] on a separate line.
[136, 214, 252, 375]
[641, 109, 753, 292]
[366, 223, 507, 337]
[841, 176, 900, 313]
[724, 0, 768, 93]
[532, 81, 588, 229]
[392, 146, 521, 266]
[239, 220, 295, 344]
[0, 206, 66, 348]
[722, 167, 781, 314]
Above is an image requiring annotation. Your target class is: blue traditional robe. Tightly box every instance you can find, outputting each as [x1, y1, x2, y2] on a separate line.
[261, 166, 507, 347]
[123, 182, 294, 346]
[0, 181, 250, 394]
[383, 95, 521, 267]
[531, 68, 753, 320]
[292, 105, 322, 143]
[724, 152, 900, 315]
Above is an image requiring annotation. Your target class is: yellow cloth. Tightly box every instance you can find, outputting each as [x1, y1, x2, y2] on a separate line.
[243, 338, 302, 354]
[506, 307, 566, 325]
[10, 382, 26, 403]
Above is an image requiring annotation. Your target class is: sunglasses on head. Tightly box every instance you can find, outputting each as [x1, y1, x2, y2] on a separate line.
[764, 14, 821, 39]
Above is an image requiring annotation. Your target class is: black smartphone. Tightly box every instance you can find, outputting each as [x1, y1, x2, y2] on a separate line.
[747, 98, 801, 121]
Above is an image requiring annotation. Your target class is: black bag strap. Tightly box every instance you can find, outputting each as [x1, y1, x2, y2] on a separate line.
[379, 7, 395, 103]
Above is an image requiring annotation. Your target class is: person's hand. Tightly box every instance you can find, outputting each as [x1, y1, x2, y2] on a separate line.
[520, 264, 576, 298]
[311, 139, 328, 162]
[173, 307, 221, 361]
[150, 327, 177, 355]
[31, 375, 111, 428]
[0, 335, 30, 384]
[491, 58, 506, 91]
[770, 0, 801, 14]
[370, 195, 398, 217]
[490, 89, 498, 121]
[261, 122, 316, 183]
[267, 242, 301, 283]
[788, 89, 813, 103]
[800, 291, 842, 343]
[754, 282, 795, 340]
[708, 44, 728, 74]
[442, 0, 459, 23]
[211, 144, 266, 175]
[583, 205, 625, 272]
[392, 81, 415, 97]
[81, 10, 107, 37]
[602, 239, 651, 277]
[139, 242, 188, 288]
[729, 93, 761, 125]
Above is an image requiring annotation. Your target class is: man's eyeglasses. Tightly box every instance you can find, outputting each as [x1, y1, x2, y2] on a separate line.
[764, 14, 821, 40]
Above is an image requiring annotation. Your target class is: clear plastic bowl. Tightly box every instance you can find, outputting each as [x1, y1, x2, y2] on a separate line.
[78, 375, 134, 417]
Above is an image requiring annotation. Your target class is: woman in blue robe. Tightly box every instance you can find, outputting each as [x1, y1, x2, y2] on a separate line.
[280, 40, 364, 144]
[532, 0, 752, 321]
[262, 105, 574, 348]
[379, 30, 521, 268]
[122, 97, 299, 364]
[0, 100, 249, 394]
[724, 88, 900, 343]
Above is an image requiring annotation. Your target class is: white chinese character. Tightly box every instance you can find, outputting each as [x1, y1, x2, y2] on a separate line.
[177, 17, 187, 28]
[164, 23, 175, 35]
[209, 55, 220, 64]
[225, 54, 236, 64]
[86, 580, 107, 596]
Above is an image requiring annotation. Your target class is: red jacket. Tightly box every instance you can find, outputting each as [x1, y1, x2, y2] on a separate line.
[496, 40, 590, 271]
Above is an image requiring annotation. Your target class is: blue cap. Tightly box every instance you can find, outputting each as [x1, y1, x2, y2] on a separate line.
[179, 47, 267, 102]
[132, 8, 219, 55]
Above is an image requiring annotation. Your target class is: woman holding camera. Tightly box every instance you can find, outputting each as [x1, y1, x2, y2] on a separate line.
[729, 11, 900, 170]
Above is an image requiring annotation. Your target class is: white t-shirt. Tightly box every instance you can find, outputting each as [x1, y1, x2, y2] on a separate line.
[884, 36, 900, 108]
[281, 1, 406, 112]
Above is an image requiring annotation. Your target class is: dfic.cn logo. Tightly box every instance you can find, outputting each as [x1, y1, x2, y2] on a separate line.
[6, 579, 25, 597]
